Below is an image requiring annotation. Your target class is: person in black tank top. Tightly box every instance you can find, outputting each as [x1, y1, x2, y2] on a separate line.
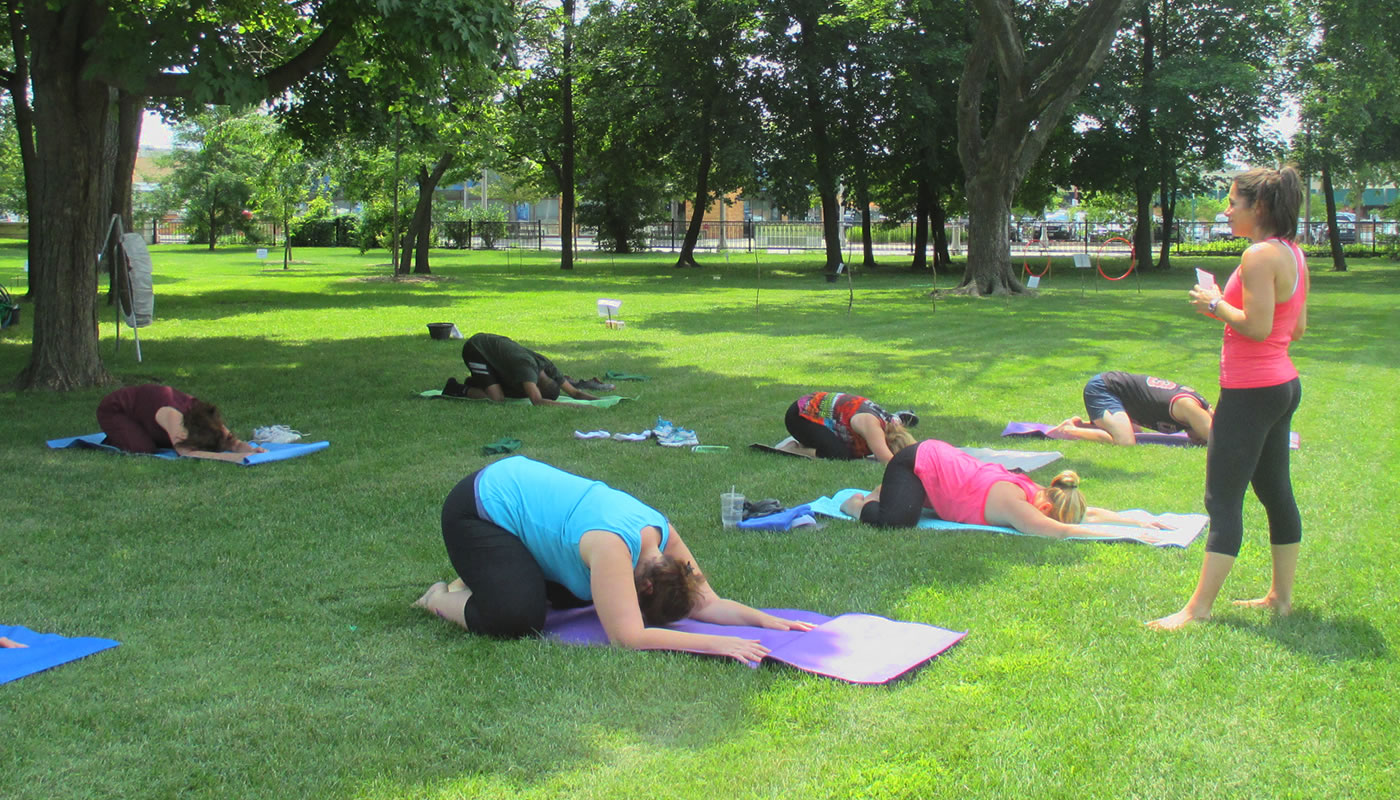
[1050, 372, 1214, 445]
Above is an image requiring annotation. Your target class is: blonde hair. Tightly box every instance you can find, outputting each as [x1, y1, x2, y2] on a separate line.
[1043, 470, 1086, 524]
[884, 420, 917, 455]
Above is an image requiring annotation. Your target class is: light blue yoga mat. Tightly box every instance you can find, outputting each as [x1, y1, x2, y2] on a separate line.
[46, 434, 329, 465]
[0, 625, 120, 684]
[419, 390, 634, 408]
[809, 488, 1207, 548]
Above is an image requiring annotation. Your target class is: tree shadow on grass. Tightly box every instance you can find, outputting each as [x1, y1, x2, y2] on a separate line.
[1216, 608, 1389, 662]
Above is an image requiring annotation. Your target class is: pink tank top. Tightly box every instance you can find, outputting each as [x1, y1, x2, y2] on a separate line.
[913, 440, 1040, 525]
[1220, 238, 1306, 389]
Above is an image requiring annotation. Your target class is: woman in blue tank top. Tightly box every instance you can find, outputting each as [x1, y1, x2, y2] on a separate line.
[417, 456, 814, 663]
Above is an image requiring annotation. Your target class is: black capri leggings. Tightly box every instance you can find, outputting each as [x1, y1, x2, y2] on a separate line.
[440, 471, 589, 638]
[858, 445, 927, 527]
[784, 402, 858, 460]
[1203, 378, 1302, 557]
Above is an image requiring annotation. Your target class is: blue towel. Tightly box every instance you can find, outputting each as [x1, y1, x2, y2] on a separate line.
[0, 625, 120, 684]
[736, 504, 818, 531]
[46, 434, 329, 465]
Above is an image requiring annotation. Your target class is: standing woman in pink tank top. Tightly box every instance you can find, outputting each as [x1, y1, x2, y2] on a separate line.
[1150, 166, 1309, 631]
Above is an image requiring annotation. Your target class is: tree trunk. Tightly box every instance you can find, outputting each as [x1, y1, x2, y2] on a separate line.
[15, 1, 116, 390]
[1131, 0, 1155, 270]
[857, 181, 875, 269]
[911, 177, 930, 272]
[798, 12, 842, 275]
[405, 152, 454, 275]
[930, 191, 950, 272]
[105, 92, 144, 302]
[207, 205, 217, 250]
[559, 0, 576, 271]
[1321, 163, 1346, 272]
[5, 2, 39, 301]
[962, 172, 1025, 295]
[1156, 172, 1174, 271]
[676, 102, 715, 269]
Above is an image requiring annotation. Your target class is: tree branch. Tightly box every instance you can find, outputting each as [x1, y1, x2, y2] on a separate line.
[137, 14, 352, 100]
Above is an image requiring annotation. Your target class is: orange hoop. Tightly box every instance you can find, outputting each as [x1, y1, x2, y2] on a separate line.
[1023, 240, 1052, 278]
[1095, 237, 1136, 280]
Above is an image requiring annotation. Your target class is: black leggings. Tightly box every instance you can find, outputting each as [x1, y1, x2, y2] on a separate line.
[440, 471, 589, 638]
[785, 402, 858, 460]
[1203, 378, 1302, 557]
[858, 446, 927, 527]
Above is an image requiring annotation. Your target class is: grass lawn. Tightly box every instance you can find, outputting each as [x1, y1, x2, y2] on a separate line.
[1, 242, 1397, 799]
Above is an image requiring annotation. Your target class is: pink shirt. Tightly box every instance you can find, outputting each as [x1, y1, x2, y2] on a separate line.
[1220, 238, 1307, 389]
[913, 440, 1041, 526]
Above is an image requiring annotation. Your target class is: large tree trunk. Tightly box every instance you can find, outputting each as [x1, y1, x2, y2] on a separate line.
[1133, 180, 1153, 271]
[962, 171, 1020, 295]
[15, 1, 116, 390]
[405, 152, 454, 275]
[956, 0, 1130, 295]
[1321, 163, 1346, 272]
[559, 0, 576, 271]
[911, 177, 930, 272]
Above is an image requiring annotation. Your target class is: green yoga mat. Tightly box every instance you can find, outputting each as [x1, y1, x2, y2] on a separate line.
[419, 391, 634, 408]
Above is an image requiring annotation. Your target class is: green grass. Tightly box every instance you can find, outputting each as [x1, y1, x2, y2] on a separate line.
[1, 242, 1397, 799]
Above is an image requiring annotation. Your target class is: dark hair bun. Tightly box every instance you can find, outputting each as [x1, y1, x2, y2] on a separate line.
[1051, 470, 1080, 490]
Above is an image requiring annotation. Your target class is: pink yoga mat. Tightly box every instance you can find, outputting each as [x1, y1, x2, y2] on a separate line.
[542, 607, 966, 685]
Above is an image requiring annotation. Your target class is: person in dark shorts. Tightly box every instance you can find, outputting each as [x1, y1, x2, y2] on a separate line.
[443, 333, 600, 407]
[1050, 372, 1214, 445]
[95, 384, 264, 462]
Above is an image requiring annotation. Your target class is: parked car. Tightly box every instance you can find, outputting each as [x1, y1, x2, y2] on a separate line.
[1209, 213, 1235, 241]
[1042, 211, 1075, 241]
[1312, 212, 1356, 244]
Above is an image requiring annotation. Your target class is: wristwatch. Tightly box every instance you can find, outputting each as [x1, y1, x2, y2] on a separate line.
[1208, 297, 1221, 314]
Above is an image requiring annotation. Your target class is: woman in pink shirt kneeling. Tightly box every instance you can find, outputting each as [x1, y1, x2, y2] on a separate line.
[840, 439, 1162, 540]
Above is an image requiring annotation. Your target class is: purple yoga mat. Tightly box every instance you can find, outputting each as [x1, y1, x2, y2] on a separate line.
[542, 607, 966, 685]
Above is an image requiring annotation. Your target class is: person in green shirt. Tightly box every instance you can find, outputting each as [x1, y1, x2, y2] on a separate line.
[444, 332, 601, 406]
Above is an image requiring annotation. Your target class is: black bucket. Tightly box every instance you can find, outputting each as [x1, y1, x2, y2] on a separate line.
[427, 323, 458, 340]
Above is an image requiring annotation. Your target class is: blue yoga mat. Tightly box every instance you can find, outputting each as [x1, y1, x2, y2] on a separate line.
[46, 434, 330, 465]
[0, 625, 120, 685]
[808, 488, 1208, 548]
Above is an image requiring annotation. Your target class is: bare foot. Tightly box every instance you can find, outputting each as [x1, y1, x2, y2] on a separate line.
[0, 636, 27, 648]
[446, 578, 467, 593]
[1233, 595, 1292, 615]
[413, 581, 447, 609]
[1147, 608, 1210, 631]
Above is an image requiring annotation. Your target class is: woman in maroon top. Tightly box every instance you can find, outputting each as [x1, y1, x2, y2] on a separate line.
[96, 384, 264, 462]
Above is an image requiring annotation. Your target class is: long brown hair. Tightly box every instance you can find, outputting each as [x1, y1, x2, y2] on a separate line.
[1233, 166, 1303, 241]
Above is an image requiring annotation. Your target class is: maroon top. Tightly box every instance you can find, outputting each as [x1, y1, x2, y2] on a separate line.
[97, 384, 198, 449]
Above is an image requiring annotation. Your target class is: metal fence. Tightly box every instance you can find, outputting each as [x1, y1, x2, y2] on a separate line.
[142, 215, 1398, 259]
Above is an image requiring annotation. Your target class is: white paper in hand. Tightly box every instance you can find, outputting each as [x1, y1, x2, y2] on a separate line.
[1195, 268, 1215, 288]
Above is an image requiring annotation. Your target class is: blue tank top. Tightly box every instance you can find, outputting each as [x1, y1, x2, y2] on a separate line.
[474, 456, 670, 600]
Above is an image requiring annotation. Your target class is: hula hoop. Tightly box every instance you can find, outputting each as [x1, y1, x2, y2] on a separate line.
[1095, 237, 1135, 280]
[1023, 240, 1052, 278]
